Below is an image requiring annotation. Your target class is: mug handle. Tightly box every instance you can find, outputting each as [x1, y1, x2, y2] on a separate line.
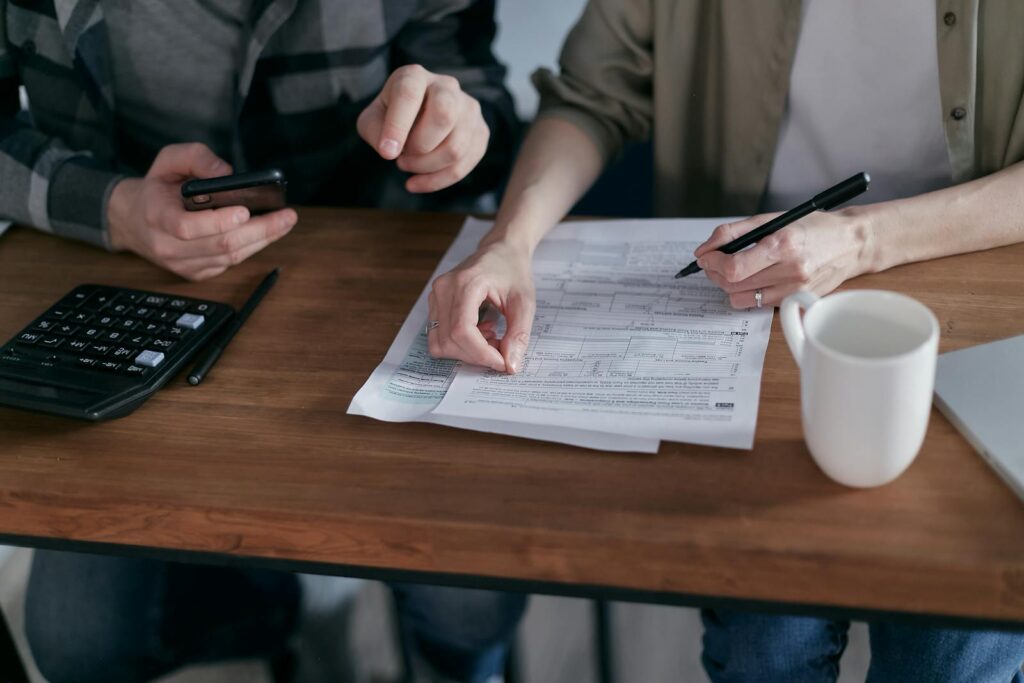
[780, 290, 820, 368]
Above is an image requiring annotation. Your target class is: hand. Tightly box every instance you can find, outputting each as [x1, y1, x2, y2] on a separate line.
[357, 64, 490, 194]
[428, 240, 536, 373]
[693, 209, 874, 308]
[107, 143, 298, 281]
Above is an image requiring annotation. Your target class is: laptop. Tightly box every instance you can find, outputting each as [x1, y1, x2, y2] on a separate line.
[934, 334, 1024, 502]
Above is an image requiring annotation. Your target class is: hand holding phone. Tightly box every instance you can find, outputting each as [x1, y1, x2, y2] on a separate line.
[181, 169, 287, 213]
[107, 143, 297, 282]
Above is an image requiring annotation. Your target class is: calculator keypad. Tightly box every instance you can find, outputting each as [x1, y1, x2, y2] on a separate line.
[1, 285, 227, 382]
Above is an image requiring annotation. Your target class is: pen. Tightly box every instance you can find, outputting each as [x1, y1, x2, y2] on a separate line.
[187, 268, 279, 386]
[674, 172, 871, 279]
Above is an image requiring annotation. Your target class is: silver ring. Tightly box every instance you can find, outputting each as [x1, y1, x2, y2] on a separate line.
[754, 289, 763, 309]
[425, 320, 440, 334]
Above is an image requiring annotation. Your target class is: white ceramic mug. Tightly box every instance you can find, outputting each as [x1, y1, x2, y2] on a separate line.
[780, 289, 939, 487]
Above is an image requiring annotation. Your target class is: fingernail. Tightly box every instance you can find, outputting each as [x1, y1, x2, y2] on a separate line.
[234, 211, 247, 225]
[697, 258, 705, 268]
[380, 139, 400, 158]
[508, 347, 524, 374]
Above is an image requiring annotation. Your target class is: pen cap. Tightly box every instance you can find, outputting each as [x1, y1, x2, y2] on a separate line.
[812, 173, 870, 211]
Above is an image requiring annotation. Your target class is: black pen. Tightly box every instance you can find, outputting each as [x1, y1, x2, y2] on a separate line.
[187, 268, 279, 385]
[674, 172, 871, 279]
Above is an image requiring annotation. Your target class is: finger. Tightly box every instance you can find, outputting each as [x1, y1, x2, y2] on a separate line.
[378, 66, 430, 159]
[447, 285, 505, 371]
[405, 125, 487, 194]
[698, 239, 783, 285]
[726, 282, 800, 310]
[356, 98, 386, 150]
[693, 213, 780, 257]
[166, 210, 296, 261]
[397, 116, 475, 175]
[152, 142, 232, 181]
[404, 80, 463, 155]
[703, 261, 806, 295]
[499, 292, 536, 374]
[163, 205, 252, 241]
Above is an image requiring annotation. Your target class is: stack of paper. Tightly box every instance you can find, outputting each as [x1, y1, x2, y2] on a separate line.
[348, 218, 774, 453]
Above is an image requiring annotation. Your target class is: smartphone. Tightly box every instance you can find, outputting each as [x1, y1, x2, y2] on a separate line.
[181, 169, 287, 214]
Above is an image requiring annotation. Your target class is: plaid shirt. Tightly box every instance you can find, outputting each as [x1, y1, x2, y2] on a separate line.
[0, 0, 518, 248]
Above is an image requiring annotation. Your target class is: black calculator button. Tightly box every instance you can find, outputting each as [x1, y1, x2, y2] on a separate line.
[143, 295, 167, 307]
[127, 334, 150, 347]
[150, 310, 177, 322]
[95, 315, 117, 327]
[142, 323, 165, 335]
[150, 339, 175, 351]
[75, 356, 98, 368]
[48, 308, 72, 320]
[103, 330, 127, 343]
[17, 332, 42, 345]
[165, 327, 186, 339]
[66, 339, 90, 352]
[132, 306, 154, 318]
[111, 346, 137, 361]
[32, 320, 58, 333]
[123, 364, 149, 377]
[39, 336, 63, 349]
[190, 302, 213, 315]
[82, 291, 117, 311]
[121, 292, 146, 304]
[68, 311, 93, 325]
[86, 343, 113, 356]
[53, 324, 78, 336]
[98, 360, 123, 372]
[110, 303, 132, 315]
[81, 327, 103, 339]
[167, 298, 190, 310]
[118, 318, 141, 331]
[60, 291, 90, 308]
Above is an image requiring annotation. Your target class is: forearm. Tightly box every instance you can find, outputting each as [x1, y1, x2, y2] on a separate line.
[480, 116, 605, 254]
[860, 161, 1024, 273]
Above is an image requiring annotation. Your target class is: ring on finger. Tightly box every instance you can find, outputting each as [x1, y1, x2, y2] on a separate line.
[425, 320, 440, 334]
[754, 289, 763, 309]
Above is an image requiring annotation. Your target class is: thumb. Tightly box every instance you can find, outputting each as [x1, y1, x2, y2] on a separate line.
[151, 142, 232, 181]
[500, 293, 536, 374]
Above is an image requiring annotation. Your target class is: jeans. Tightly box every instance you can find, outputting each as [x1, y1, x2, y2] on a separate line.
[701, 609, 1024, 683]
[24, 550, 526, 683]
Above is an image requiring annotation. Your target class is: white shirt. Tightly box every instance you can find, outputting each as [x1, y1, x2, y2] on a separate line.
[763, 0, 952, 211]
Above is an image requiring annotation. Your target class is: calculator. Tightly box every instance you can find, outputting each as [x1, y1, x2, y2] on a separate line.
[0, 285, 234, 420]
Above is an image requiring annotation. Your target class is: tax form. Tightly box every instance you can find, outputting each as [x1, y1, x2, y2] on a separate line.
[349, 217, 774, 451]
[347, 218, 661, 453]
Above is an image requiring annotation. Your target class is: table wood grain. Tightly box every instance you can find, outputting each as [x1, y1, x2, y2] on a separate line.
[1, 208, 1022, 625]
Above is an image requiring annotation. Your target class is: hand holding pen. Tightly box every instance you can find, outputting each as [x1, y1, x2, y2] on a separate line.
[680, 173, 871, 309]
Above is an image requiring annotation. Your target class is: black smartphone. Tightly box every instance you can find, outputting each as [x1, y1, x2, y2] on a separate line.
[181, 169, 287, 214]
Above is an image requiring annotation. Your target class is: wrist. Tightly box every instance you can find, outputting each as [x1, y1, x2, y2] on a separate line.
[106, 177, 142, 252]
[840, 204, 886, 276]
[479, 219, 538, 258]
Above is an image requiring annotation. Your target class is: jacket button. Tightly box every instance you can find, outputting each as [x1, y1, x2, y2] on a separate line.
[943, 12, 957, 26]
[22, 40, 36, 55]
[951, 106, 967, 121]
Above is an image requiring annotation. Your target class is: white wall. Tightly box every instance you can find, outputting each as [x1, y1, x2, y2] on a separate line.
[494, 0, 588, 120]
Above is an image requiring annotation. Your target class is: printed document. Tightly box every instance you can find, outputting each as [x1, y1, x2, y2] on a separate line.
[348, 218, 660, 453]
[349, 217, 774, 451]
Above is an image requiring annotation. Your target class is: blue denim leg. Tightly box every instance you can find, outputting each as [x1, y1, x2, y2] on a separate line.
[25, 550, 299, 683]
[868, 622, 1024, 682]
[701, 609, 848, 683]
[391, 583, 528, 683]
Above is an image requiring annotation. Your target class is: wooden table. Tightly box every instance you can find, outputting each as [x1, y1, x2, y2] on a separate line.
[1, 208, 1022, 629]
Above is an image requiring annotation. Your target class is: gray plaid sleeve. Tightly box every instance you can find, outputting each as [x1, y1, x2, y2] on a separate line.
[0, 114, 124, 250]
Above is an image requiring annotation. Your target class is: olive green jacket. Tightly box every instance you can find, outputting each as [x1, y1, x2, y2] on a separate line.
[534, 0, 1024, 217]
